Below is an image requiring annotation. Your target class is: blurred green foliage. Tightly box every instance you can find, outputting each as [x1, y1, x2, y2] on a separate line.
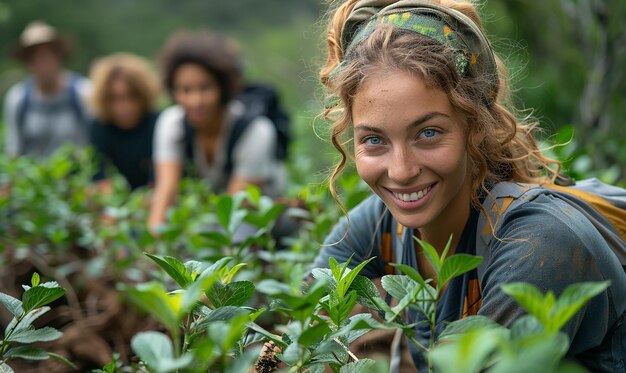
[0, 0, 624, 182]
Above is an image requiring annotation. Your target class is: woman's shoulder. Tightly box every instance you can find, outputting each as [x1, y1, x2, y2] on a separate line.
[156, 106, 185, 125]
[154, 106, 185, 136]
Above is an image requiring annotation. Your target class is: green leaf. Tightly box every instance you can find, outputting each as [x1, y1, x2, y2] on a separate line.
[199, 231, 231, 247]
[9, 307, 51, 335]
[440, 234, 454, 262]
[246, 185, 261, 205]
[390, 263, 428, 288]
[439, 315, 506, 340]
[246, 322, 288, 349]
[430, 329, 505, 373]
[225, 345, 263, 373]
[510, 315, 545, 340]
[414, 237, 442, 273]
[311, 268, 337, 292]
[131, 331, 193, 373]
[223, 263, 247, 284]
[6, 326, 62, 343]
[180, 272, 217, 313]
[123, 282, 180, 330]
[329, 257, 342, 283]
[207, 281, 255, 307]
[337, 257, 376, 299]
[22, 285, 65, 313]
[298, 322, 332, 347]
[197, 306, 252, 330]
[207, 314, 250, 352]
[548, 281, 611, 333]
[501, 282, 550, 326]
[349, 276, 390, 312]
[381, 275, 416, 300]
[340, 359, 376, 373]
[438, 254, 483, 288]
[0, 363, 14, 373]
[0, 292, 23, 317]
[488, 332, 570, 373]
[47, 352, 77, 368]
[216, 195, 233, 230]
[228, 210, 248, 235]
[3, 346, 49, 361]
[145, 254, 192, 288]
[334, 290, 358, 325]
[30, 273, 40, 287]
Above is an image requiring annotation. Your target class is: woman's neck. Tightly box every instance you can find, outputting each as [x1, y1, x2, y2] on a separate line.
[417, 187, 472, 257]
[193, 108, 226, 137]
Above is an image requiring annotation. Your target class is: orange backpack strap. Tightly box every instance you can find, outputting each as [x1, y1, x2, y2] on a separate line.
[380, 210, 397, 274]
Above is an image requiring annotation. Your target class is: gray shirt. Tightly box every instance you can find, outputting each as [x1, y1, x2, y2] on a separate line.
[3, 73, 91, 157]
[314, 192, 626, 372]
[153, 102, 286, 196]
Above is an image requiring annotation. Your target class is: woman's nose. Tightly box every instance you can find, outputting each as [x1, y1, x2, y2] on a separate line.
[387, 146, 421, 184]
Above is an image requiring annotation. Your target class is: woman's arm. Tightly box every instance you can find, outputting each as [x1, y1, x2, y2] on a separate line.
[148, 107, 186, 232]
[148, 161, 182, 232]
[3, 84, 23, 156]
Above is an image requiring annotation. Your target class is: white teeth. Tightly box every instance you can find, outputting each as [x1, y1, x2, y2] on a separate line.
[393, 186, 431, 202]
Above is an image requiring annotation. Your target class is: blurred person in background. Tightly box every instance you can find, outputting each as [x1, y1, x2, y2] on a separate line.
[3, 21, 91, 158]
[148, 31, 286, 232]
[89, 53, 161, 191]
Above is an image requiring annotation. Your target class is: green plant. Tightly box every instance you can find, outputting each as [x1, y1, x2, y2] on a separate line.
[429, 280, 610, 373]
[0, 273, 74, 371]
[122, 254, 265, 373]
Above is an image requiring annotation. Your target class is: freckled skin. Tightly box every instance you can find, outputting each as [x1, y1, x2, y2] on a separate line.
[352, 70, 473, 248]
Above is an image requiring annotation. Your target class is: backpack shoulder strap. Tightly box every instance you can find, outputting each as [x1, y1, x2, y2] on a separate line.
[224, 112, 253, 177]
[17, 78, 34, 131]
[379, 208, 397, 275]
[475, 182, 543, 280]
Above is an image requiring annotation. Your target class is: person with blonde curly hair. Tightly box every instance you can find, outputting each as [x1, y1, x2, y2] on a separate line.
[312, 1, 626, 370]
[89, 53, 161, 190]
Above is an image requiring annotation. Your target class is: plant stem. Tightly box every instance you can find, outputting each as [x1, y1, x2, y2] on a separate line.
[172, 327, 181, 359]
[406, 335, 429, 353]
[333, 338, 359, 362]
[0, 311, 27, 356]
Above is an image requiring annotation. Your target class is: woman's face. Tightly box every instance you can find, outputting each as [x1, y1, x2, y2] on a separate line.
[107, 77, 143, 129]
[352, 70, 473, 232]
[172, 63, 222, 126]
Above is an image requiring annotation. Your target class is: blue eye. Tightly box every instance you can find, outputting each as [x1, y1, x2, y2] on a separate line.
[420, 129, 439, 139]
[364, 136, 384, 145]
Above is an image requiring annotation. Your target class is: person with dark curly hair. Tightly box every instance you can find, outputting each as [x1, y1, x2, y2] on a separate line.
[148, 31, 286, 232]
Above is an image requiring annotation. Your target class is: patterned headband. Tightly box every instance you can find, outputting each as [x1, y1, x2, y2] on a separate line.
[333, 0, 498, 103]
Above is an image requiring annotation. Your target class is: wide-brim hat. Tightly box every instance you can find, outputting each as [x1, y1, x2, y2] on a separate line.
[11, 21, 72, 61]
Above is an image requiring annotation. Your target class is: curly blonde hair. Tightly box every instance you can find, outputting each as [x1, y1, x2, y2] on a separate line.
[321, 0, 560, 215]
[89, 53, 161, 123]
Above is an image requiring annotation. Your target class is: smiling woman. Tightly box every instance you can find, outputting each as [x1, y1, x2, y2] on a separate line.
[312, 0, 626, 371]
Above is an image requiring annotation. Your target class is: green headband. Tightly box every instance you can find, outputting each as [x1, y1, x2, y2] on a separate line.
[334, 0, 498, 103]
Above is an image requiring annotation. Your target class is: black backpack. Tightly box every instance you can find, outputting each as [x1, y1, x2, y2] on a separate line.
[184, 84, 290, 177]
